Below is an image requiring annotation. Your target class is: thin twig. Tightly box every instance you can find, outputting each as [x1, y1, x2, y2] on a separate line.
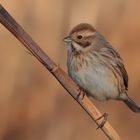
[0, 4, 121, 140]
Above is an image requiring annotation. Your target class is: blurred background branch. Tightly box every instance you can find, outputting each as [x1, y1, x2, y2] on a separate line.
[0, 4, 120, 140]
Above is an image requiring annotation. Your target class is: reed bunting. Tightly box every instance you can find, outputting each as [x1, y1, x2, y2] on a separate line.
[63, 23, 140, 115]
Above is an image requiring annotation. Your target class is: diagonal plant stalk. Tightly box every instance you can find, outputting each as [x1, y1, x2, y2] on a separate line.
[0, 4, 121, 140]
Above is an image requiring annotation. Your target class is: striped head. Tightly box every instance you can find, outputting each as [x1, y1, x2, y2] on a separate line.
[64, 23, 96, 52]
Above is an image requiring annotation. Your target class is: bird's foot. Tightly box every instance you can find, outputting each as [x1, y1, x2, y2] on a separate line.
[95, 112, 108, 129]
[76, 88, 86, 100]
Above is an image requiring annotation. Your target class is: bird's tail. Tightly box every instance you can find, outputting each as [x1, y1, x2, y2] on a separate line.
[124, 97, 140, 113]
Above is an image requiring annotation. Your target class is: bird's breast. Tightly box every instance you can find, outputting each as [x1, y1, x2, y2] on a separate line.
[67, 53, 119, 101]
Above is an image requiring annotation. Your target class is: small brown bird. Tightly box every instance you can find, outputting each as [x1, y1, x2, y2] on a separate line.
[63, 23, 140, 115]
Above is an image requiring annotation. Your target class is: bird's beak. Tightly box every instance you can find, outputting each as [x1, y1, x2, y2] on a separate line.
[63, 36, 72, 43]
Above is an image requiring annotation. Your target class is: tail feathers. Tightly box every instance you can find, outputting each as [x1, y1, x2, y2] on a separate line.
[124, 97, 140, 113]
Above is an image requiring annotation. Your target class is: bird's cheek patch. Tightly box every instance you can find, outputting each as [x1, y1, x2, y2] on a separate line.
[82, 41, 91, 48]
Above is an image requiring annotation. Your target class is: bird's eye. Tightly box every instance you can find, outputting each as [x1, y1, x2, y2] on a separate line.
[77, 35, 83, 39]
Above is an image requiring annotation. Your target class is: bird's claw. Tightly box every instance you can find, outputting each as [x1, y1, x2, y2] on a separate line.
[96, 112, 108, 129]
[76, 91, 85, 100]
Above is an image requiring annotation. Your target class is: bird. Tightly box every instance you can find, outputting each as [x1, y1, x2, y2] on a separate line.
[63, 23, 140, 126]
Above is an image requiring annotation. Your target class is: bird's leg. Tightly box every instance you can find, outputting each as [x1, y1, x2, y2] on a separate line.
[95, 112, 108, 129]
[76, 87, 86, 100]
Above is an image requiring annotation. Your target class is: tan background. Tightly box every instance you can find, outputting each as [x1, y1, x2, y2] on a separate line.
[0, 0, 140, 140]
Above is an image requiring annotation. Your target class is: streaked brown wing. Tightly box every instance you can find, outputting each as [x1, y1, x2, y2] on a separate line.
[107, 47, 128, 90]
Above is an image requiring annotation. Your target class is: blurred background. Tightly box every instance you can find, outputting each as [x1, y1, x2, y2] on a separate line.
[0, 0, 140, 140]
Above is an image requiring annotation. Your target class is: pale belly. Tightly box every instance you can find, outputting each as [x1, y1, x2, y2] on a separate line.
[69, 65, 119, 101]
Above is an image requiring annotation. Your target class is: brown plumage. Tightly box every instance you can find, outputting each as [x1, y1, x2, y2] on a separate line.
[64, 23, 140, 113]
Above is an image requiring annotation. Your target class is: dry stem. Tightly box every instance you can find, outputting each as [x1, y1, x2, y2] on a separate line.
[0, 4, 121, 140]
